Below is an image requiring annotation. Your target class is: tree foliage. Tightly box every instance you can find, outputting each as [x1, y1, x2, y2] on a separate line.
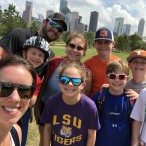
[84, 32, 95, 48]
[0, 4, 27, 36]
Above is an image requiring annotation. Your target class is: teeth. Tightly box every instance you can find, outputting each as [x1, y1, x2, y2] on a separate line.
[4, 107, 18, 112]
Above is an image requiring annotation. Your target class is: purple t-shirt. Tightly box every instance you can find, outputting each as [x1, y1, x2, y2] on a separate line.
[41, 93, 100, 146]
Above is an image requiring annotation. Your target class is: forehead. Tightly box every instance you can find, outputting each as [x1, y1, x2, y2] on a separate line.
[26, 47, 45, 54]
[69, 38, 85, 45]
[131, 57, 146, 61]
[62, 67, 82, 77]
[0, 66, 33, 85]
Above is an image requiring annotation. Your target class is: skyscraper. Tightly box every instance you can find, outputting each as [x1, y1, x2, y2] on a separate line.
[122, 24, 131, 36]
[89, 11, 99, 32]
[22, 1, 32, 24]
[70, 11, 79, 32]
[114, 17, 124, 36]
[59, 0, 68, 13]
[137, 18, 145, 38]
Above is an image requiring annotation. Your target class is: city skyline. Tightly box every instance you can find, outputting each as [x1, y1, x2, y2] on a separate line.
[1, 0, 146, 36]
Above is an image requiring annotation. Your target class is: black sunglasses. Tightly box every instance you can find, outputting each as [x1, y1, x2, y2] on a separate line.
[59, 76, 83, 86]
[107, 73, 129, 80]
[68, 43, 84, 51]
[0, 82, 35, 99]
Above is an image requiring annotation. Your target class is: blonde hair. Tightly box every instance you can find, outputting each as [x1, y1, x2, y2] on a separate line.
[106, 59, 129, 76]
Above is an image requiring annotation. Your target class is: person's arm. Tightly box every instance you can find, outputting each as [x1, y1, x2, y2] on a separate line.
[131, 120, 142, 146]
[125, 89, 139, 100]
[43, 123, 52, 146]
[83, 68, 92, 97]
[86, 129, 96, 146]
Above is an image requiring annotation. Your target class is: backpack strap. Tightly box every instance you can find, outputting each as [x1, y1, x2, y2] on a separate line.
[93, 87, 108, 115]
[10, 126, 20, 146]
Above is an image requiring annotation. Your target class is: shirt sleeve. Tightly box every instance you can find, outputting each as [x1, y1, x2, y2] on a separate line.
[130, 89, 145, 122]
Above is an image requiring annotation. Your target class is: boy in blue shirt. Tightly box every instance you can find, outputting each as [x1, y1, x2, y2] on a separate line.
[93, 59, 133, 146]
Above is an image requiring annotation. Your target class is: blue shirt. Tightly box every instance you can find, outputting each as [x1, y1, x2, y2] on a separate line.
[93, 89, 131, 146]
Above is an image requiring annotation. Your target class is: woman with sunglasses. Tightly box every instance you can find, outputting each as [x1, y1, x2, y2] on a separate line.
[0, 54, 36, 146]
[41, 61, 100, 146]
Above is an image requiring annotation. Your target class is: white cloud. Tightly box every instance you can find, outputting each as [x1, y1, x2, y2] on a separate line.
[1, 0, 146, 36]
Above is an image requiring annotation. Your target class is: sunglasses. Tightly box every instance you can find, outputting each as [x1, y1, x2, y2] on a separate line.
[68, 43, 84, 51]
[59, 76, 83, 86]
[48, 19, 64, 33]
[107, 73, 129, 80]
[0, 82, 35, 99]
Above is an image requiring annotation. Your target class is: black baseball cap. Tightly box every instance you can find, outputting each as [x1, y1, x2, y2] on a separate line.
[48, 13, 67, 31]
[95, 27, 114, 41]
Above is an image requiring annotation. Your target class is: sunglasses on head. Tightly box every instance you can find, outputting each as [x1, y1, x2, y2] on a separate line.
[107, 73, 128, 80]
[48, 19, 64, 33]
[59, 76, 83, 86]
[68, 43, 84, 51]
[0, 82, 35, 99]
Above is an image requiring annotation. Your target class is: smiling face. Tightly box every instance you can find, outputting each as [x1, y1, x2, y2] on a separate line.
[95, 39, 114, 58]
[0, 65, 33, 126]
[59, 67, 85, 104]
[23, 47, 45, 68]
[107, 70, 128, 95]
[129, 57, 146, 76]
[66, 37, 85, 62]
[41, 19, 62, 42]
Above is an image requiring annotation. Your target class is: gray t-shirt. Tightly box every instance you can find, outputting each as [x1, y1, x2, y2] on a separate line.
[41, 93, 100, 146]
[125, 79, 146, 94]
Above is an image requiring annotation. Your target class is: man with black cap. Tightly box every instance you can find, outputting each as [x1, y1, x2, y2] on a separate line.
[0, 12, 67, 77]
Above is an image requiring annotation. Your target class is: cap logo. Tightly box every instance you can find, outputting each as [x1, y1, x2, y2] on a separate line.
[135, 50, 143, 55]
[100, 30, 108, 37]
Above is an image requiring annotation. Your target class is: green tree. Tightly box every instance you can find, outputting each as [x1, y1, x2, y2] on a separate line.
[115, 35, 131, 51]
[62, 32, 71, 43]
[0, 4, 27, 36]
[84, 32, 95, 48]
[28, 21, 39, 32]
[129, 33, 142, 51]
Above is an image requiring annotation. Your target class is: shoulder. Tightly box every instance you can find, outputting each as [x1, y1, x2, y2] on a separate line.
[81, 94, 97, 109]
[84, 55, 98, 64]
[12, 124, 22, 144]
[111, 55, 120, 60]
[50, 56, 65, 62]
[46, 93, 62, 104]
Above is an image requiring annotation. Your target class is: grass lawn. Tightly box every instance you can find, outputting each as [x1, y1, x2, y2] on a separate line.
[26, 45, 130, 146]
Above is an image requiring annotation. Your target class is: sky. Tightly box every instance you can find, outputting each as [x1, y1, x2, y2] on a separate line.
[1, 0, 146, 36]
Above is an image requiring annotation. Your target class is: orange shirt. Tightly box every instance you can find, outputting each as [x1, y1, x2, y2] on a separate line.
[84, 55, 119, 97]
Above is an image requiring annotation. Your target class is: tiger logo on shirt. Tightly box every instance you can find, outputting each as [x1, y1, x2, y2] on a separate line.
[60, 125, 72, 137]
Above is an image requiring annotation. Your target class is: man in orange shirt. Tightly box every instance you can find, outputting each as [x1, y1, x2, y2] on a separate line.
[84, 27, 119, 97]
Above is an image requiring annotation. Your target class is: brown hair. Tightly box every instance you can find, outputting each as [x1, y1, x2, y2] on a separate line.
[66, 32, 88, 53]
[58, 60, 87, 82]
[0, 54, 36, 86]
[106, 59, 129, 76]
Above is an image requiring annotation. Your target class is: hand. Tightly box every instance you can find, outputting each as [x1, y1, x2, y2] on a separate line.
[139, 140, 145, 146]
[125, 89, 139, 100]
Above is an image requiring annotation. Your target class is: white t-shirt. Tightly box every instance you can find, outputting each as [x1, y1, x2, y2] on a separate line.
[130, 88, 146, 143]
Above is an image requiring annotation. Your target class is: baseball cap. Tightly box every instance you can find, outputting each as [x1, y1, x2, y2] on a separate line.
[95, 27, 114, 41]
[47, 12, 67, 31]
[127, 49, 146, 62]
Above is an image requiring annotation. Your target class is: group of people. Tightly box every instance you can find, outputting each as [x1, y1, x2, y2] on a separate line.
[0, 11, 146, 146]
